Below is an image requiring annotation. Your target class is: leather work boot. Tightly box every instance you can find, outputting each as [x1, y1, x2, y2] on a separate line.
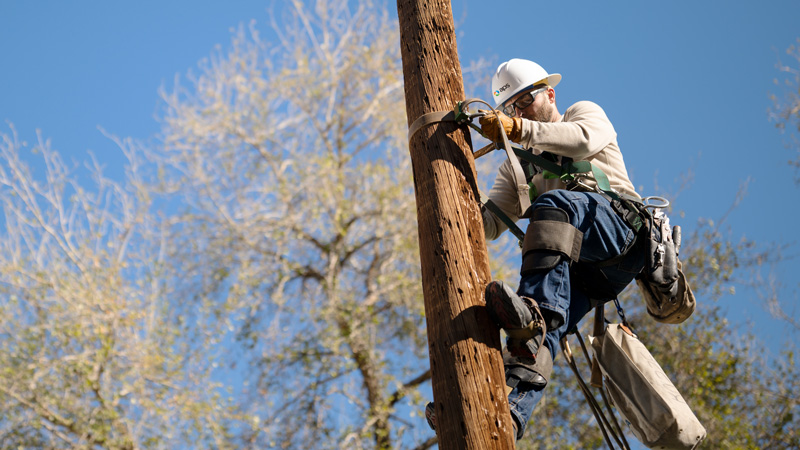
[485, 280, 551, 390]
[424, 401, 436, 431]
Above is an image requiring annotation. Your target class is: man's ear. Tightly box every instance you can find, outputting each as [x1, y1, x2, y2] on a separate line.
[546, 87, 556, 104]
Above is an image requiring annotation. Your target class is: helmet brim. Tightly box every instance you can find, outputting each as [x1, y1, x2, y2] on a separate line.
[500, 74, 562, 107]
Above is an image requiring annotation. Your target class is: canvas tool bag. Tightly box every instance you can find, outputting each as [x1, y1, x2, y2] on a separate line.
[589, 312, 706, 449]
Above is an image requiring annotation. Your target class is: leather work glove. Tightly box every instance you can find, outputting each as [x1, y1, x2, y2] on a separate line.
[479, 110, 523, 143]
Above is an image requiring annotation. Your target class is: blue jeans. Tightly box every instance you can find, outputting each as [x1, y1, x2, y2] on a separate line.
[506, 190, 645, 439]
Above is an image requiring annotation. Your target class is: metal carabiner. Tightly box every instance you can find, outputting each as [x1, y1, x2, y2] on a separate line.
[454, 101, 488, 124]
[467, 110, 488, 120]
[641, 195, 670, 212]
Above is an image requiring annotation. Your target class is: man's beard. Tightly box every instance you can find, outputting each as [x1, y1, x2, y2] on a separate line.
[528, 101, 554, 122]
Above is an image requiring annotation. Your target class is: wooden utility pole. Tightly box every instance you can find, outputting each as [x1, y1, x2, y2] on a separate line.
[397, 1, 516, 448]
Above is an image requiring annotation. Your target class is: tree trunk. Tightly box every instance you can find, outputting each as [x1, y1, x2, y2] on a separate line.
[397, 1, 516, 448]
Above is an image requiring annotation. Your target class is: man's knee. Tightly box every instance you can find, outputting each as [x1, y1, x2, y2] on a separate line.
[528, 189, 579, 212]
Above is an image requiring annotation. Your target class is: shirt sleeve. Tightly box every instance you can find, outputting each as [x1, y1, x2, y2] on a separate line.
[518, 101, 616, 159]
[483, 158, 520, 241]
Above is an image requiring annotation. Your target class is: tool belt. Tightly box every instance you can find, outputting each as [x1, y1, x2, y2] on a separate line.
[612, 198, 696, 325]
[595, 194, 696, 326]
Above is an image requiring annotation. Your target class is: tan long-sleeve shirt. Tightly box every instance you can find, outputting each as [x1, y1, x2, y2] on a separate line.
[483, 100, 639, 240]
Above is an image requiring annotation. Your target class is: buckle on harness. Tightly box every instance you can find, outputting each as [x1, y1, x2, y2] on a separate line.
[610, 198, 645, 233]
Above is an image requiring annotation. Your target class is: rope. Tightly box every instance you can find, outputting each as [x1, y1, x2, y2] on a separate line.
[561, 336, 620, 450]
[576, 332, 631, 450]
[560, 302, 634, 450]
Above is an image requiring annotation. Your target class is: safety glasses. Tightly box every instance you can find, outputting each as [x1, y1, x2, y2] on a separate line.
[502, 86, 548, 116]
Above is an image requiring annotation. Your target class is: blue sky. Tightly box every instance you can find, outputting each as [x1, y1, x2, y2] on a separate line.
[2, 0, 797, 240]
[1, 0, 799, 433]
[1, 1, 274, 178]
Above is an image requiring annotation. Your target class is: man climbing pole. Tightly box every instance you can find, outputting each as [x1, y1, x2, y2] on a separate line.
[420, 54, 700, 446]
[431, 58, 649, 441]
[483, 58, 647, 440]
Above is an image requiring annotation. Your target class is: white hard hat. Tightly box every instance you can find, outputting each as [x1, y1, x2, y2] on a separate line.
[491, 59, 561, 107]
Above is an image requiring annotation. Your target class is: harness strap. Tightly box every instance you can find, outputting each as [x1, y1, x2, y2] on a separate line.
[513, 147, 614, 201]
[480, 193, 526, 244]
[610, 197, 646, 233]
[507, 143, 648, 233]
[407, 110, 456, 142]
[407, 100, 531, 216]
[511, 146, 563, 175]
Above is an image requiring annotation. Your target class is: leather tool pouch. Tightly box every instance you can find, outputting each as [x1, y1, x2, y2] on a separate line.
[637, 212, 696, 324]
[643, 213, 679, 297]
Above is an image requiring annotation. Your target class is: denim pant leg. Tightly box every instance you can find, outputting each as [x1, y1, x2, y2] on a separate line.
[506, 190, 643, 439]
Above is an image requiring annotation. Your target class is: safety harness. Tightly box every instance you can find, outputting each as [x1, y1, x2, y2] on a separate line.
[408, 99, 658, 253]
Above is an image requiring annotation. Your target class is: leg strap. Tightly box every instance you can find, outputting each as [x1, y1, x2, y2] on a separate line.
[521, 206, 583, 275]
[504, 345, 553, 390]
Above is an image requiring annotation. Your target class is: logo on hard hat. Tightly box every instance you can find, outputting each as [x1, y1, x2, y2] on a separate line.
[494, 83, 511, 97]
